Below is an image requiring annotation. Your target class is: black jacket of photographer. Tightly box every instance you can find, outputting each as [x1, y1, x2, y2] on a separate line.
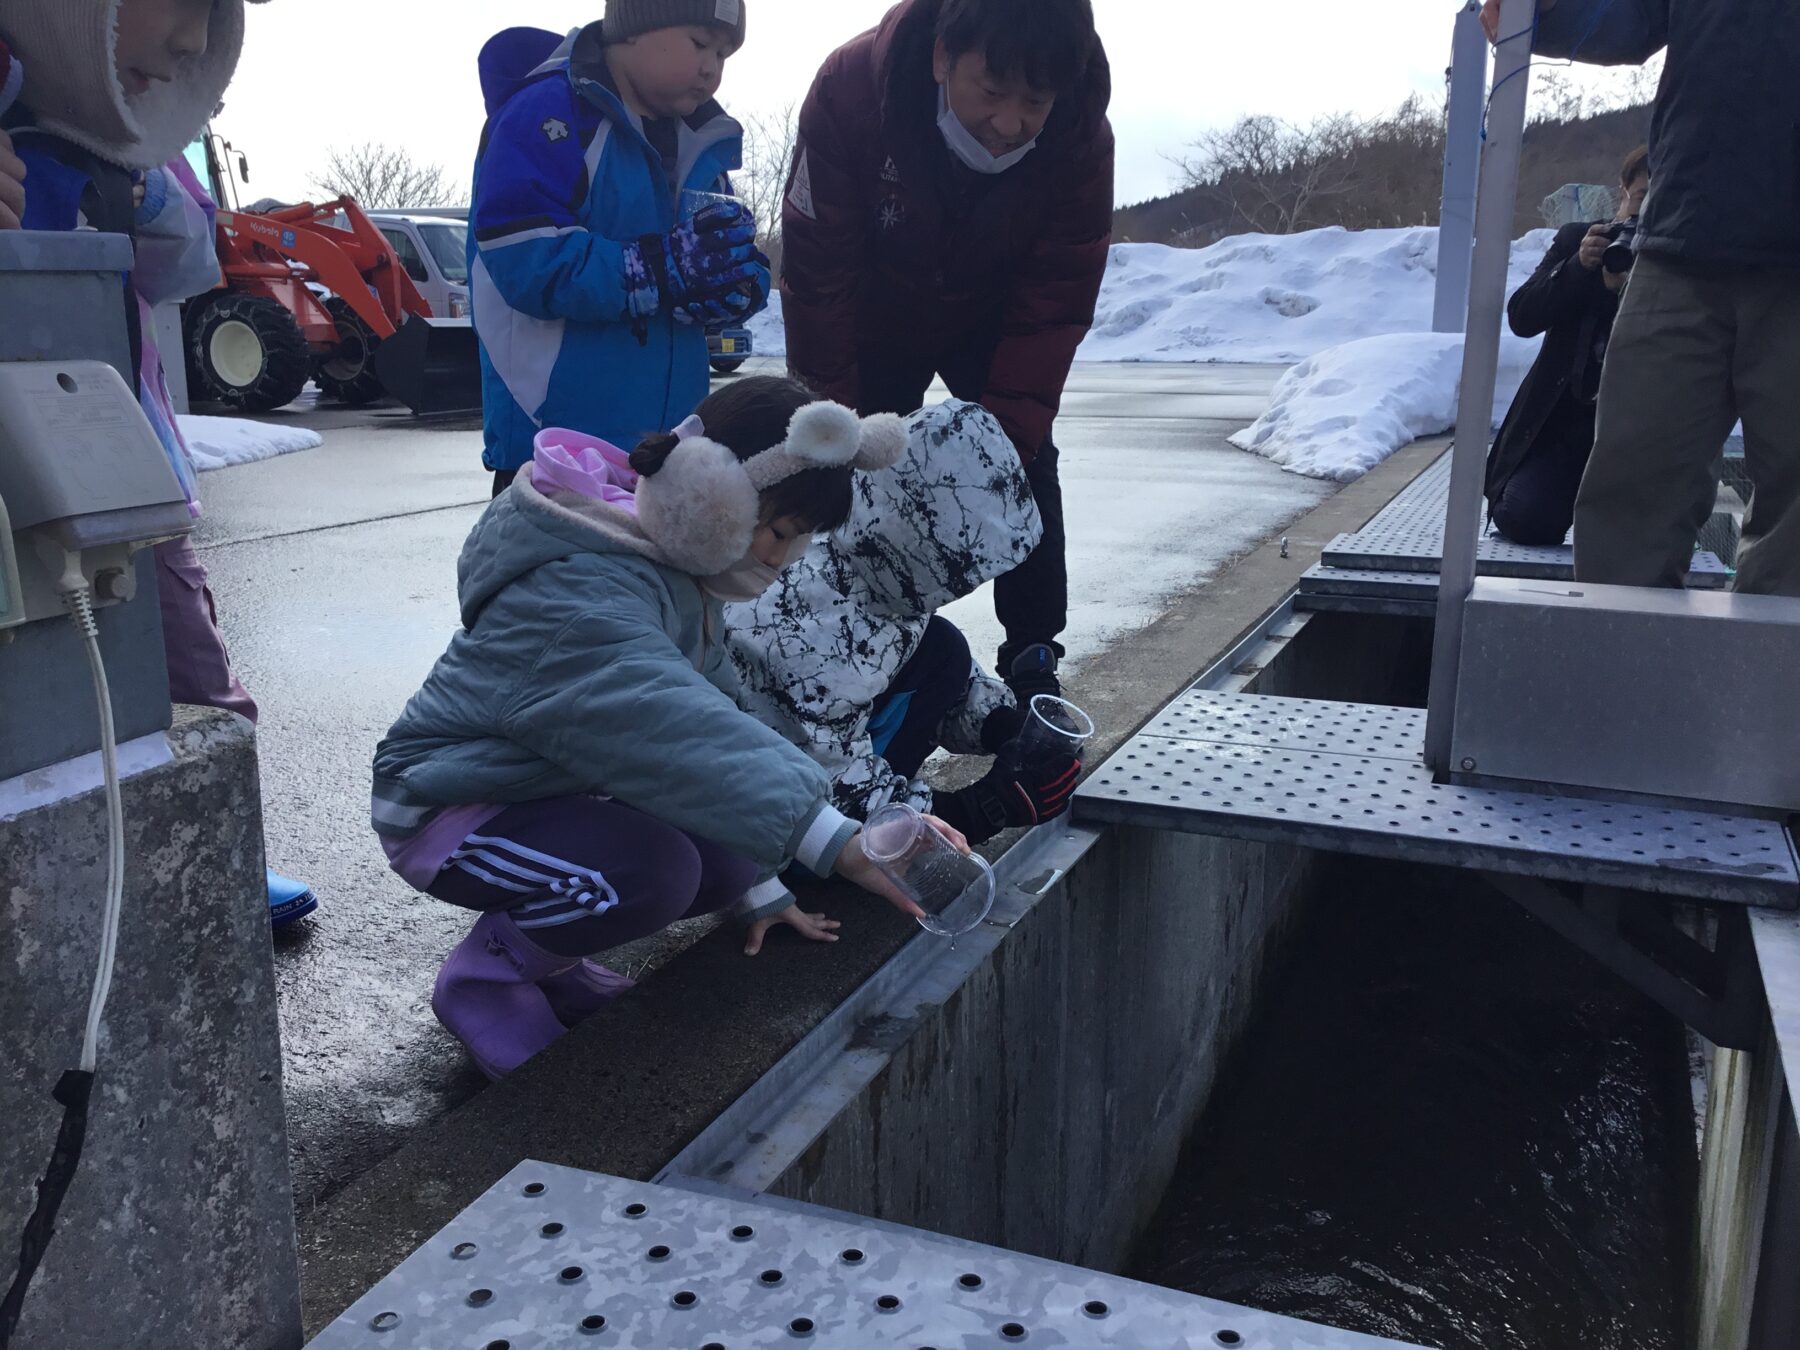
[1535, 0, 1798, 266]
[1487, 222, 1621, 503]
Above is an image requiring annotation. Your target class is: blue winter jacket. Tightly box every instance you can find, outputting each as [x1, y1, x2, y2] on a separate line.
[469, 24, 770, 472]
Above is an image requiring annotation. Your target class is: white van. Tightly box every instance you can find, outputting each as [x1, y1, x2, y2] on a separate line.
[369, 208, 753, 374]
[368, 210, 471, 321]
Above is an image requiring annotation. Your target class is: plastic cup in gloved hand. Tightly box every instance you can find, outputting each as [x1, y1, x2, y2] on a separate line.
[1007, 695, 1096, 772]
[862, 804, 996, 938]
[676, 189, 762, 320]
[679, 188, 742, 224]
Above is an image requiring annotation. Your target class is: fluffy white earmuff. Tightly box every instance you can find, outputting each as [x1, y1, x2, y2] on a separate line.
[639, 400, 907, 575]
[634, 437, 761, 577]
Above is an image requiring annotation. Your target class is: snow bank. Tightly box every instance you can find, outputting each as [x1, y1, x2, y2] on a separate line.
[749, 225, 1558, 366]
[750, 223, 1567, 482]
[178, 416, 323, 471]
[1228, 332, 1540, 482]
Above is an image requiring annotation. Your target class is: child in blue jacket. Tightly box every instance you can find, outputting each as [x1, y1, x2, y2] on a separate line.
[472, 0, 769, 495]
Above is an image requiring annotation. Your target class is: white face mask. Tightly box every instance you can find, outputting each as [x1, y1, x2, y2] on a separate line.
[701, 530, 811, 602]
[700, 554, 782, 603]
[936, 85, 1039, 175]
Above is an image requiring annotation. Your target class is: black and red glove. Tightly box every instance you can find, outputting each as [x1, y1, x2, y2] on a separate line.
[933, 754, 1082, 846]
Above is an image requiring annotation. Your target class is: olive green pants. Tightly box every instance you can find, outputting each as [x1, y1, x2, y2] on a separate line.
[1577, 254, 1800, 595]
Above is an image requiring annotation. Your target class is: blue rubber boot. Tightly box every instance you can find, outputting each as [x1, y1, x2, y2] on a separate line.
[269, 870, 318, 927]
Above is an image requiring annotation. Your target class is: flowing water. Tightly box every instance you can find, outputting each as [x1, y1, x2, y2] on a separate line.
[1130, 858, 1697, 1350]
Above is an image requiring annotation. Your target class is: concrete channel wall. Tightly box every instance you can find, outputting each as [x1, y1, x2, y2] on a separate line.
[0, 709, 302, 1350]
[755, 611, 1428, 1271]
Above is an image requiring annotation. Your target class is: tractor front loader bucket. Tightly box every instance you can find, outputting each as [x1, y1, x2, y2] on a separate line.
[375, 315, 482, 417]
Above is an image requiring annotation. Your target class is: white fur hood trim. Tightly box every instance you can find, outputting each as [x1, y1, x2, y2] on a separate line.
[2, 0, 265, 170]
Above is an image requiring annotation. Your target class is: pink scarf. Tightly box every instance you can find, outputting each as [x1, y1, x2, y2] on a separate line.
[532, 429, 640, 512]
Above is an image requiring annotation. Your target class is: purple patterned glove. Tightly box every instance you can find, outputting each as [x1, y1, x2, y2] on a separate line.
[679, 250, 769, 325]
[623, 200, 761, 319]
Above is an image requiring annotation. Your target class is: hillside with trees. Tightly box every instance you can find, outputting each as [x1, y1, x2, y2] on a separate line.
[1117, 96, 1653, 247]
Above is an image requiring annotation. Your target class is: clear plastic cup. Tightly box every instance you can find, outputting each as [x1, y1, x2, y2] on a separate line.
[1006, 695, 1096, 772]
[861, 804, 995, 938]
[679, 188, 739, 223]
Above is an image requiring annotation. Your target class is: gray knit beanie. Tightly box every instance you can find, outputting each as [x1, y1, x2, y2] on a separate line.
[604, 0, 746, 50]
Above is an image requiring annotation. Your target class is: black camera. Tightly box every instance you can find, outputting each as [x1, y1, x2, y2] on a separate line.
[1602, 216, 1639, 274]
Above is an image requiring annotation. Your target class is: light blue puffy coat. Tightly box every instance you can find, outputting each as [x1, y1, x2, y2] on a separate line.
[371, 468, 855, 883]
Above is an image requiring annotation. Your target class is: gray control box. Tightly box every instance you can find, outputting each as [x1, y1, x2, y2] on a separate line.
[1451, 577, 1800, 814]
[0, 233, 184, 784]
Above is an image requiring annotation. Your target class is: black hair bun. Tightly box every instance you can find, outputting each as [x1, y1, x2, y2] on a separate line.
[629, 433, 680, 477]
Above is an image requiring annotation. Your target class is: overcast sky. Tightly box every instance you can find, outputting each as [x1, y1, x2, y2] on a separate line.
[221, 0, 1651, 208]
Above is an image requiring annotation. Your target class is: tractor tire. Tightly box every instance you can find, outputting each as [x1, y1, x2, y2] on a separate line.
[709, 356, 748, 375]
[315, 295, 386, 405]
[187, 293, 313, 412]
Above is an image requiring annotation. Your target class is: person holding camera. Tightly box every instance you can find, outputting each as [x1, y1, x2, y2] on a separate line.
[1484, 0, 1800, 594]
[1486, 148, 1649, 546]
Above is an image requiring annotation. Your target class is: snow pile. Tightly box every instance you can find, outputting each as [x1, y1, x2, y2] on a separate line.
[750, 224, 1569, 482]
[178, 416, 323, 471]
[1228, 332, 1541, 482]
[749, 225, 1557, 366]
[1081, 227, 1550, 363]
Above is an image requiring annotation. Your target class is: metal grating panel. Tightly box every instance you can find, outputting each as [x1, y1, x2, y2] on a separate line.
[1298, 566, 1440, 598]
[1296, 566, 1442, 616]
[1323, 453, 1731, 584]
[308, 1162, 1422, 1349]
[1076, 694, 1800, 908]
[1142, 690, 1425, 763]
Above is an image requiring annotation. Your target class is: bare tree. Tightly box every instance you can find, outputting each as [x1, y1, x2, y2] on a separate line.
[1530, 67, 1589, 124]
[734, 103, 799, 250]
[310, 143, 460, 210]
[1171, 113, 1366, 235]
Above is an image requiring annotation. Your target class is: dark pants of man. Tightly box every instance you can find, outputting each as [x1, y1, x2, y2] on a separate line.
[1578, 254, 1800, 595]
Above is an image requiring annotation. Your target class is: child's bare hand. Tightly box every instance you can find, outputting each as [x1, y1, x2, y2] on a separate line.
[0, 129, 26, 230]
[922, 814, 971, 854]
[833, 817, 972, 920]
[835, 833, 926, 919]
[743, 904, 842, 956]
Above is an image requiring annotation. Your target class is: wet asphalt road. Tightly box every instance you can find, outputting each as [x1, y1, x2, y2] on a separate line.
[188, 360, 1319, 1210]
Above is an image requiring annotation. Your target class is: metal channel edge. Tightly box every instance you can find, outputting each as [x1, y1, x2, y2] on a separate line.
[1751, 908, 1800, 1110]
[656, 604, 1312, 1193]
[654, 819, 1103, 1192]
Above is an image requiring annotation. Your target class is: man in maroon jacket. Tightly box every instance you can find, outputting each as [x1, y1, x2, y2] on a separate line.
[781, 0, 1113, 692]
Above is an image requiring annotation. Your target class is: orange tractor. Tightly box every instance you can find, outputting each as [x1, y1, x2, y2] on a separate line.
[182, 133, 479, 415]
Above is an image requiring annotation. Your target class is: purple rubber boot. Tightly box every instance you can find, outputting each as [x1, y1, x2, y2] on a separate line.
[540, 961, 637, 1027]
[431, 912, 572, 1080]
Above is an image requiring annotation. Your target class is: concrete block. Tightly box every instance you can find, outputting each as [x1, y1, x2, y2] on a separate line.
[0, 708, 301, 1350]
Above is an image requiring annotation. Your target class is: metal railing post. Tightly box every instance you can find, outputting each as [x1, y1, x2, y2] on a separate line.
[1424, 0, 1538, 772]
[1434, 3, 1489, 333]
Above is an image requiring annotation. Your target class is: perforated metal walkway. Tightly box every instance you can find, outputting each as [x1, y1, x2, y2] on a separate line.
[1297, 566, 1440, 617]
[1075, 691, 1800, 908]
[1309, 454, 1731, 611]
[308, 1162, 1423, 1349]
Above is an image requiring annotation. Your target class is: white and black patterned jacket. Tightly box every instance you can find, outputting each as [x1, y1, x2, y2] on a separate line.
[727, 400, 1042, 880]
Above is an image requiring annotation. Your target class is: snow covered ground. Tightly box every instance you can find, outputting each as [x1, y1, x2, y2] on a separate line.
[179, 415, 323, 471]
[750, 225, 1559, 482]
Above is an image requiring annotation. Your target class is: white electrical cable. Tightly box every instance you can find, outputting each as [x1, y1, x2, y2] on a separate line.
[64, 588, 125, 1073]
